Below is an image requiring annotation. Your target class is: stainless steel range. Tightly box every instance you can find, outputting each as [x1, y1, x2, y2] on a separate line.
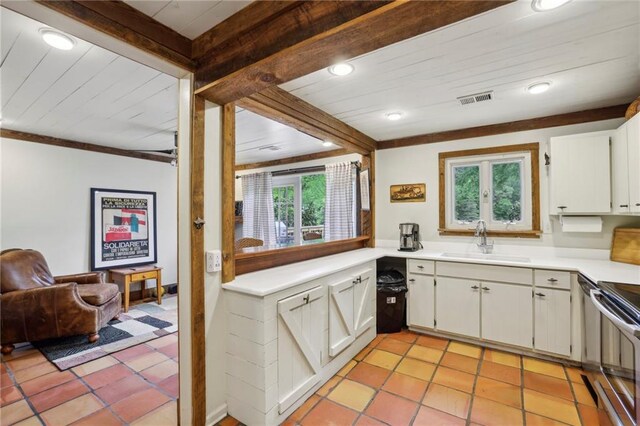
[585, 276, 640, 426]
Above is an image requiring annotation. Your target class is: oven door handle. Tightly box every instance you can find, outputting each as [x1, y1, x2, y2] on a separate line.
[590, 290, 640, 337]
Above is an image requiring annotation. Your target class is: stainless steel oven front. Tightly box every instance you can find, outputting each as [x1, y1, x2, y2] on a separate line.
[590, 287, 640, 426]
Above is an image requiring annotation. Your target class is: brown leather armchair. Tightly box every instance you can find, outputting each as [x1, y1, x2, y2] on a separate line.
[0, 249, 121, 354]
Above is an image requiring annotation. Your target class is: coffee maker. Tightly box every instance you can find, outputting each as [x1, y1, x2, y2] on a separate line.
[399, 223, 420, 252]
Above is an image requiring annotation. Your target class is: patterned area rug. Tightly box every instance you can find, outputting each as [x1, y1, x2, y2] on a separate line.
[33, 297, 178, 370]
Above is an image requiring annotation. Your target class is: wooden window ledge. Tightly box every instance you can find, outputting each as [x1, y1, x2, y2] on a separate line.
[438, 229, 542, 239]
[235, 236, 370, 276]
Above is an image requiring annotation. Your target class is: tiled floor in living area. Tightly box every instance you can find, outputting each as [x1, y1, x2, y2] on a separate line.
[219, 330, 605, 426]
[0, 333, 179, 425]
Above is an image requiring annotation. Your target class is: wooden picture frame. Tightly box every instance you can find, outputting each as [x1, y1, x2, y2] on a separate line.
[90, 188, 158, 270]
[390, 183, 426, 203]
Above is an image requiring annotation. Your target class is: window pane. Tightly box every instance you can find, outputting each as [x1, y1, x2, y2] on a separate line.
[492, 161, 522, 222]
[454, 165, 480, 222]
[301, 174, 325, 227]
[273, 186, 295, 243]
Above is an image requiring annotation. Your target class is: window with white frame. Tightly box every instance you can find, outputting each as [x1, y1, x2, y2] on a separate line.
[440, 144, 540, 235]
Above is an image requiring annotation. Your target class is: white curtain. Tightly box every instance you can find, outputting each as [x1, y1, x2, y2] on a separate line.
[324, 162, 356, 241]
[242, 172, 276, 246]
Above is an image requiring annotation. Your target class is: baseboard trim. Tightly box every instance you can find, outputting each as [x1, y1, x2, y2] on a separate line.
[206, 403, 228, 426]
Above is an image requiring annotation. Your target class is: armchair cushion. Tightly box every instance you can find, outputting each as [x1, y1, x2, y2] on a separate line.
[77, 284, 119, 306]
[55, 272, 105, 285]
[1, 249, 54, 293]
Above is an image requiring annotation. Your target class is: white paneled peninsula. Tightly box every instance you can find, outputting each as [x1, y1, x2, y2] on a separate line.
[224, 246, 640, 425]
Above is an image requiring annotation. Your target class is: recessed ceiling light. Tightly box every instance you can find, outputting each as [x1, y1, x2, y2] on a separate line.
[322, 141, 334, 147]
[385, 112, 403, 121]
[527, 82, 551, 94]
[531, 0, 572, 12]
[328, 63, 354, 76]
[39, 28, 75, 50]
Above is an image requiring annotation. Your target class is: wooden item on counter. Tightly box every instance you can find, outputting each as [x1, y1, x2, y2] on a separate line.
[611, 228, 640, 265]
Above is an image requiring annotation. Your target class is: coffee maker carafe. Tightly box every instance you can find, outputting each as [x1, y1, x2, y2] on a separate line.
[399, 223, 420, 252]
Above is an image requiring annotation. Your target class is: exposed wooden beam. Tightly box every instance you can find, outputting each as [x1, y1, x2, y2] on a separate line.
[1, 128, 174, 164]
[361, 152, 376, 248]
[195, 0, 512, 104]
[378, 104, 629, 150]
[238, 87, 376, 155]
[235, 148, 351, 171]
[190, 95, 206, 425]
[36, 0, 195, 71]
[222, 103, 236, 283]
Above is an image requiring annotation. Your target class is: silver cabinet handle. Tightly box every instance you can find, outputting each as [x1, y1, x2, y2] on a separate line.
[557, 206, 567, 210]
[636, 203, 640, 207]
[417, 265, 424, 269]
[535, 292, 546, 297]
[547, 278, 558, 283]
[620, 204, 629, 208]
[471, 285, 479, 290]
[482, 286, 490, 291]
[409, 279, 416, 282]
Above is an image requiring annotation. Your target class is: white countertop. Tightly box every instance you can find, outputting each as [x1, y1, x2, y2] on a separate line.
[223, 246, 640, 297]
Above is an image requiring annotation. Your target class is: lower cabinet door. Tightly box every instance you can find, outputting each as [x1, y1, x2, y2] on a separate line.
[328, 277, 355, 357]
[277, 286, 326, 413]
[534, 288, 571, 356]
[407, 274, 434, 329]
[353, 267, 375, 337]
[481, 282, 533, 348]
[436, 277, 480, 338]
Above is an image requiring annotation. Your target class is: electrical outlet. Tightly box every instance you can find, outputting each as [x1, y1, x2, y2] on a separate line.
[206, 250, 222, 272]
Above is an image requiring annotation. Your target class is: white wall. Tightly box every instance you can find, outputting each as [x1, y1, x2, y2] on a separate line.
[203, 102, 228, 424]
[0, 138, 178, 285]
[376, 118, 640, 249]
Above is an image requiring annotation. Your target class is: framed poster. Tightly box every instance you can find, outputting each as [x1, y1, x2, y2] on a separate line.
[91, 188, 157, 270]
[390, 183, 426, 203]
[360, 169, 370, 211]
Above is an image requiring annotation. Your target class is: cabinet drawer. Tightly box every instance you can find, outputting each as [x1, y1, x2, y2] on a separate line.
[408, 259, 434, 275]
[131, 271, 157, 281]
[534, 270, 570, 290]
[436, 261, 532, 285]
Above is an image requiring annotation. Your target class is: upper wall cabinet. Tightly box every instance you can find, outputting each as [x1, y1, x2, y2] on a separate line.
[613, 114, 640, 215]
[549, 131, 612, 214]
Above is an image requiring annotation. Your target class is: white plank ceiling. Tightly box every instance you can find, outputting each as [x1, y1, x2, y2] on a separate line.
[123, 0, 252, 39]
[281, 0, 640, 141]
[1, 7, 178, 152]
[236, 108, 340, 165]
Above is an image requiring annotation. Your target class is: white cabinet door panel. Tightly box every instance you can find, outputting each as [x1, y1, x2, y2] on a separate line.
[481, 282, 532, 348]
[407, 274, 434, 329]
[627, 114, 640, 213]
[277, 286, 325, 413]
[612, 123, 630, 214]
[328, 277, 355, 357]
[534, 289, 571, 357]
[436, 277, 480, 338]
[550, 131, 611, 214]
[353, 267, 374, 337]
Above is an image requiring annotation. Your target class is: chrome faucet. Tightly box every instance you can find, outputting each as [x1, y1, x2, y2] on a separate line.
[475, 220, 494, 254]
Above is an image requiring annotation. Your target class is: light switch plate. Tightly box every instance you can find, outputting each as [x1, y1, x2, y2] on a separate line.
[206, 250, 222, 272]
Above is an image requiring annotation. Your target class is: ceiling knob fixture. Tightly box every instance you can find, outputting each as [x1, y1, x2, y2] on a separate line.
[385, 112, 403, 121]
[527, 82, 551, 94]
[328, 63, 354, 76]
[322, 141, 334, 147]
[39, 28, 75, 50]
[531, 0, 572, 12]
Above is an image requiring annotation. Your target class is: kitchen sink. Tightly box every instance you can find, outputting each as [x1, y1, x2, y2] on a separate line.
[440, 252, 531, 263]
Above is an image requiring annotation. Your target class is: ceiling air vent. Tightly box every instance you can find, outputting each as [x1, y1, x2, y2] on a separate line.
[457, 91, 493, 106]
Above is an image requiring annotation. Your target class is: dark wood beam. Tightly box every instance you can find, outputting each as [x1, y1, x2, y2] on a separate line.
[378, 104, 628, 149]
[195, 0, 512, 104]
[235, 148, 351, 171]
[222, 103, 236, 283]
[1, 128, 174, 164]
[190, 95, 206, 425]
[36, 0, 195, 71]
[238, 87, 376, 155]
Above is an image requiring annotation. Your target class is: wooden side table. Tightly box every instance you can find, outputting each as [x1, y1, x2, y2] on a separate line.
[109, 266, 162, 313]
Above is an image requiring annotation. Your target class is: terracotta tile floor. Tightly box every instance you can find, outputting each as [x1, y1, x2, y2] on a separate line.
[0, 333, 178, 425]
[219, 330, 605, 426]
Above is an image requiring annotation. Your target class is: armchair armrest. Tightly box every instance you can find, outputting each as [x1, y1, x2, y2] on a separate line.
[55, 271, 105, 285]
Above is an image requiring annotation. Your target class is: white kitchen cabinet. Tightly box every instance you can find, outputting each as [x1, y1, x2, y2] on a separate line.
[627, 113, 640, 214]
[353, 267, 375, 337]
[481, 282, 532, 348]
[436, 277, 480, 338]
[407, 273, 435, 329]
[534, 288, 571, 357]
[612, 123, 631, 214]
[328, 277, 355, 357]
[277, 286, 326, 413]
[549, 131, 612, 214]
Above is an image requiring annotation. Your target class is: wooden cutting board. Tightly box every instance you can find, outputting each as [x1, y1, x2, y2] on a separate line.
[611, 228, 640, 265]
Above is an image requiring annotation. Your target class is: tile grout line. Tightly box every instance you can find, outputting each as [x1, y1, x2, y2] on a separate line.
[564, 365, 585, 426]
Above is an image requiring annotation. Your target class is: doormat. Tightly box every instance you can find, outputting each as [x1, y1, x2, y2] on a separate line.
[33, 297, 178, 370]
